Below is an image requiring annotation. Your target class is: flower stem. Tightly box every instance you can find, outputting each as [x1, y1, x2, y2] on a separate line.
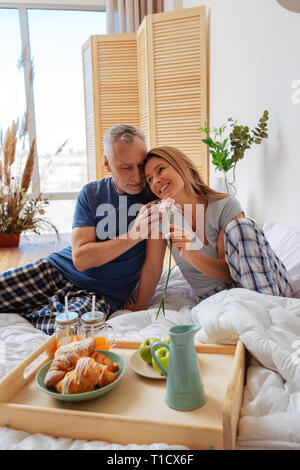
[155, 237, 173, 320]
[155, 207, 175, 320]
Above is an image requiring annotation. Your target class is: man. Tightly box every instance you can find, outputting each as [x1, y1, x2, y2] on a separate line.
[0, 124, 156, 335]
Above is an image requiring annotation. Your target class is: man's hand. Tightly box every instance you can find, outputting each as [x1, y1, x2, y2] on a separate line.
[128, 201, 161, 242]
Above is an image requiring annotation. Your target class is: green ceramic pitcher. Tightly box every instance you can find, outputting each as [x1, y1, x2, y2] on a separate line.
[151, 324, 206, 411]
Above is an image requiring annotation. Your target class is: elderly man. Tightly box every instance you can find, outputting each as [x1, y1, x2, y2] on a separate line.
[0, 124, 156, 335]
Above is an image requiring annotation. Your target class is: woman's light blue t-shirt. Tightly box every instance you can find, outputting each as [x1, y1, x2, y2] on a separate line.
[47, 178, 148, 311]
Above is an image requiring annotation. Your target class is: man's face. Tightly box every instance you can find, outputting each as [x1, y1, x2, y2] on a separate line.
[104, 136, 147, 195]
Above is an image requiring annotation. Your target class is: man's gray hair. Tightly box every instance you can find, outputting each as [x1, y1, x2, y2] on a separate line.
[103, 124, 146, 160]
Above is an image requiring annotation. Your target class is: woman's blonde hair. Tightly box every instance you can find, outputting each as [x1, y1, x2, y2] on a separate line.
[145, 146, 228, 201]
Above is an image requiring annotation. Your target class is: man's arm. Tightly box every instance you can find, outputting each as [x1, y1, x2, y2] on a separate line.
[72, 202, 159, 272]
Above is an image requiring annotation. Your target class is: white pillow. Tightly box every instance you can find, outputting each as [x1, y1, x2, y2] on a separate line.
[263, 222, 300, 298]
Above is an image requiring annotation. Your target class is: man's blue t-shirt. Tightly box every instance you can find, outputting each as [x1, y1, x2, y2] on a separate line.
[47, 178, 148, 311]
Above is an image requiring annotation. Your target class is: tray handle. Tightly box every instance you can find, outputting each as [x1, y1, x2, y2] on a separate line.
[0, 334, 56, 403]
[222, 340, 246, 450]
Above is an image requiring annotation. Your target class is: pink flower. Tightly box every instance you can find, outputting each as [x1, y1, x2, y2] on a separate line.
[157, 197, 176, 214]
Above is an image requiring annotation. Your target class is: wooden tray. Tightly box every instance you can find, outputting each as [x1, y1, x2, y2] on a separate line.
[0, 336, 246, 450]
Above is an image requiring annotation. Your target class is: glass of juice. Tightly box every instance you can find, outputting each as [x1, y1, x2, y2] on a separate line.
[81, 311, 117, 350]
[55, 311, 82, 349]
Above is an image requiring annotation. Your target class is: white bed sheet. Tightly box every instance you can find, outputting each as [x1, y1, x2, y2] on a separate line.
[1, 267, 300, 450]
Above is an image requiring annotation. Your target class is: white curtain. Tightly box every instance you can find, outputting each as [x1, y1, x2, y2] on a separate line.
[106, 0, 163, 34]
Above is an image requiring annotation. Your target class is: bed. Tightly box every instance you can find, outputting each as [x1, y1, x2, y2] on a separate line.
[0, 222, 300, 450]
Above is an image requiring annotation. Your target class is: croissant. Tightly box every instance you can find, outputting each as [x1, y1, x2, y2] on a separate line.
[97, 364, 118, 388]
[54, 337, 96, 359]
[44, 337, 96, 388]
[91, 351, 120, 373]
[55, 357, 118, 394]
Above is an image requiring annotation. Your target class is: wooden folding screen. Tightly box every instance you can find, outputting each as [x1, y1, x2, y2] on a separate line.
[82, 33, 140, 181]
[83, 7, 208, 183]
[137, 7, 208, 182]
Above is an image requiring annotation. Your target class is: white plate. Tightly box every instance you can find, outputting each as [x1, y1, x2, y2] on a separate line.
[129, 351, 166, 380]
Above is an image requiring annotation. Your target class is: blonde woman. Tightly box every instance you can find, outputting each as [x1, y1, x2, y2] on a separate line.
[126, 146, 292, 312]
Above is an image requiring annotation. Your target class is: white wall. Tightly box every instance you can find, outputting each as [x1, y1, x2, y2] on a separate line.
[164, 0, 183, 11]
[183, 0, 300, 227]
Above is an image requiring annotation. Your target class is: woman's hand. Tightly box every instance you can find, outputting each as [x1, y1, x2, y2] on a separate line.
[123, 298, 136, 311]
[165, 224, 194, 258]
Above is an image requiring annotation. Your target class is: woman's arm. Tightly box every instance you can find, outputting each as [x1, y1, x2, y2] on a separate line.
[183, 247, 232, 283]
[169, 212, 244, 283]
[132, 236, 167, 311]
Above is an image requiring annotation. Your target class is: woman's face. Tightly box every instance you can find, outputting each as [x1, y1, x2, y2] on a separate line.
[144, 156, 185, 200]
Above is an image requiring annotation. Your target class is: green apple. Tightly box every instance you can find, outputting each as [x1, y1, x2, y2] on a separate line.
[162, 334, 170, 344]
[152, 346, 169, 375]
[139, 337, 159, 364]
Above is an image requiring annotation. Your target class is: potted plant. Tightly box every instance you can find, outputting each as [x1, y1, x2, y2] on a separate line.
[0, 120, 58, 246]
[198, 110, 269, 194]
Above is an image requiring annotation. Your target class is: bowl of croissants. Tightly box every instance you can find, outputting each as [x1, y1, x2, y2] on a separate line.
[36, 337, 126, 402]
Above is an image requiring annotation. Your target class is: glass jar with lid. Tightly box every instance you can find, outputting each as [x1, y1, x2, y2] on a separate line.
[81, 311, 117, 350]
[55, 311, 82, 349]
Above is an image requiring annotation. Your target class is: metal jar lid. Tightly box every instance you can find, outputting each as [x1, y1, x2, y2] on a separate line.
[55, 311, 79, 326]
[81, 311, 105, 326]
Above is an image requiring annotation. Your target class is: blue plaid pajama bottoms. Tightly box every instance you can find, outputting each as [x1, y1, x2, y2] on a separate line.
[0, 259, 111, 335]
[198, 218, 293, 301]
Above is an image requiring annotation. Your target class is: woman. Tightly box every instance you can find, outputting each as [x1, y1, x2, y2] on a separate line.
[126, 146, 292, 312]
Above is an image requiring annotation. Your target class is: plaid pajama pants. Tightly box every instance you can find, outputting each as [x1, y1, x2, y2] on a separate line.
[224, 217, 292, 296]
[198, 217, 293, 301]
[0, 259, 111, 335]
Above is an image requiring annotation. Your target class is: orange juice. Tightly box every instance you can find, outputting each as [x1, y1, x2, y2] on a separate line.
[56, 335, 81, 349]
[94, 336, 110, 350]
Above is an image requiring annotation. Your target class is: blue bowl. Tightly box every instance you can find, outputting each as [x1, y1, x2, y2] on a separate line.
[35, 349, 126, 402]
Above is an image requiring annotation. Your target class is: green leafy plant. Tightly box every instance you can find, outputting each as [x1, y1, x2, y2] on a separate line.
[198, 110, 269, 193]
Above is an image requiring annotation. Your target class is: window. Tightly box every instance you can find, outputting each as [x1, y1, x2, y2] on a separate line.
[27, 9, 106, 194]
[0, 8, 26, 130]
[43, 199, 77, 234]
[0, 5, 106, 232]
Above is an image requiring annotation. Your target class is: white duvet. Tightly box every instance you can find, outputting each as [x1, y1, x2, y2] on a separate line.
[1, 267, 300, 450]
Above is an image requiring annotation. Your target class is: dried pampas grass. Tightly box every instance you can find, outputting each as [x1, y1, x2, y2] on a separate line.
[0, 121, 58, 237]
[20, 139, 35, 196]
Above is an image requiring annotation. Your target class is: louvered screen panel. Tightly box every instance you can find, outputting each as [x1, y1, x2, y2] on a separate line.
[137, 20, 150, 150]
[82, 40, 97, 182]
[140, 7, 208, 183]
[82, 34, 140, 181]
